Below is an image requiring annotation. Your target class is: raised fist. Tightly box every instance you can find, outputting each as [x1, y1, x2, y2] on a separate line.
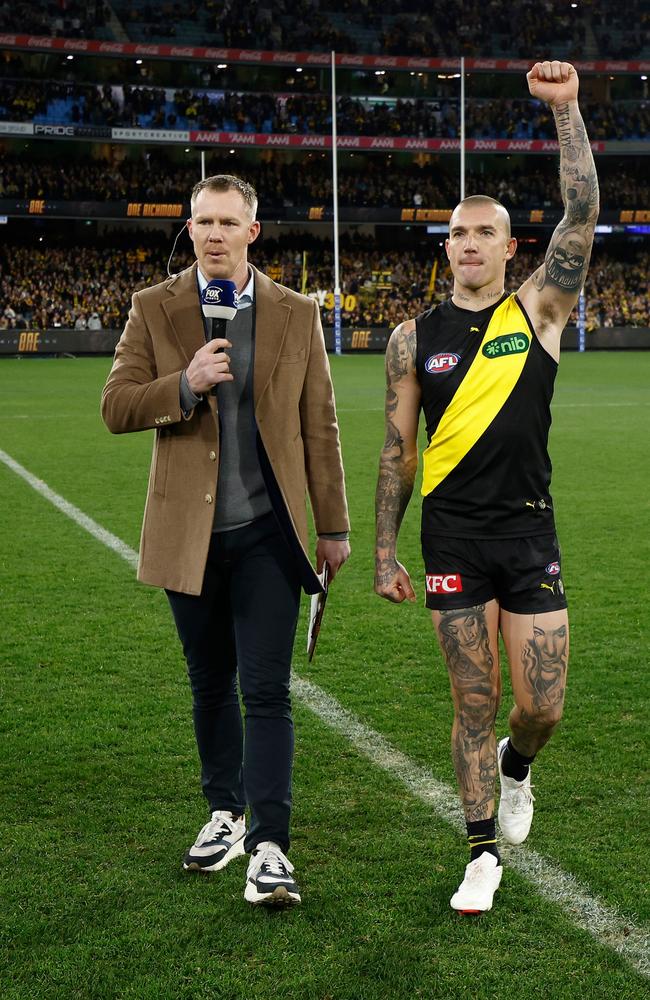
[527, 61, 579, 106]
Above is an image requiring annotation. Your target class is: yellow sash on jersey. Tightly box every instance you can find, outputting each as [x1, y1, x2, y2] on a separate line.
[422, 294, 532, 497]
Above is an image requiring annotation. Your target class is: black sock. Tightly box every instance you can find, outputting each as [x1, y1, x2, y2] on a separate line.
[501, 738, 536, 782]
[466, 818, 500, 864]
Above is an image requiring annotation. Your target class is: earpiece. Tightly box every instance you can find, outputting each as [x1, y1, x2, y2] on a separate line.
[167, 222, 190, 277]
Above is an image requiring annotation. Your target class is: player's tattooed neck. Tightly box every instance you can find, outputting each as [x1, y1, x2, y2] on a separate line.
[455, 288, 504, 304]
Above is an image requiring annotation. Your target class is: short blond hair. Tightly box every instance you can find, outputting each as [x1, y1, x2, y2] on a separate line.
[191, 174, 258, 219]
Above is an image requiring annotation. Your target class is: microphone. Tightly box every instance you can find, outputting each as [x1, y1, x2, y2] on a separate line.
[200, 279, 238, 394]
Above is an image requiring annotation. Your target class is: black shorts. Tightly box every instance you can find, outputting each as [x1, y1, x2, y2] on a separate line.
[421, 532, 568, 614]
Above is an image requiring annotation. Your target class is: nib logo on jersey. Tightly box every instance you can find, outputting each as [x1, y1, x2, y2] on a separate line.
[426, 573, 463, 593]
[482, 332, 530, 358]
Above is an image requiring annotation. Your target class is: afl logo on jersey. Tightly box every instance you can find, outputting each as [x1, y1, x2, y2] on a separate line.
[425, 352, 460, 374]
[546, 561, 561, 576]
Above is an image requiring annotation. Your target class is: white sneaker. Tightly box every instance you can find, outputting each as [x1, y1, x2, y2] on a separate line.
[183, 811, 246, 872]
[450, 852, 503, 914]
[244, 841, 301, 907]
[498, 736, 535, 845]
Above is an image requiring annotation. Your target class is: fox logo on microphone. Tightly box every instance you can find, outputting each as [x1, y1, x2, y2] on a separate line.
[201, 279, 238, 319]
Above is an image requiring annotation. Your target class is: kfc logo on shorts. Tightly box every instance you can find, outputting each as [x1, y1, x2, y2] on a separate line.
[426, 573, 463, 593]
[425, 352, 460, 374]
[545, 561, 560, 576]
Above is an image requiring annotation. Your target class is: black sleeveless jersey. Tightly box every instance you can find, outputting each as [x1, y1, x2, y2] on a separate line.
[416, 293, 558, 537]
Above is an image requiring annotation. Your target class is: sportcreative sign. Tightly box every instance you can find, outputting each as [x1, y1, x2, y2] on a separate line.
[113, 127, 190, 142]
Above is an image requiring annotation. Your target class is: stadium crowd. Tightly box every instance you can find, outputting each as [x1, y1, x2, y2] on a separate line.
[378, 0, 648, 60]
[1, 151, 648, 211]
[1, 0, 646, 61]
[0, 1, 110, 39]
[2, 80, 649, 142]
[1, 236, 647, 333]
[0, 4, 647, 339]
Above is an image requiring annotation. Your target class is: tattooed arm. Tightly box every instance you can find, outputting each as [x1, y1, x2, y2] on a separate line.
[518, 61, 600, 361]
[374, 319, 421, 604]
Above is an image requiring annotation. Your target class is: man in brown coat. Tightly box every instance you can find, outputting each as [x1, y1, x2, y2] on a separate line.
[102, 174, 350, 907]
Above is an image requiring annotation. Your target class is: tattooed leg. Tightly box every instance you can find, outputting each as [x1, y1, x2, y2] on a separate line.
[501, 608, 569, 757]
[432, 601, 501, 821]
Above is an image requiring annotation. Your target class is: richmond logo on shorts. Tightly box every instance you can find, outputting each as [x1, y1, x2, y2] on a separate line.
[426, 573, 463, 593]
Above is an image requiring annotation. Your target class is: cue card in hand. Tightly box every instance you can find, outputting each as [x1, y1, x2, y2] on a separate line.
[307, 563, 329, 662]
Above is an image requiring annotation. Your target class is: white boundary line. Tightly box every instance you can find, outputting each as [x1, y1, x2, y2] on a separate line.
[293, 676, 649, 978]
[0, 448, 138, 569]
[2, 446, 648, 980]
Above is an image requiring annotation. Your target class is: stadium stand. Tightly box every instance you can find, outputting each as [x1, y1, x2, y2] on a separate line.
[0, 1, 112, 39]
[0, 3, 648, 340]
[2, 0, 647, 59]
[1, 234, 647, 332]
[1, 150, 649, 210]
[1, 80, 649, 141]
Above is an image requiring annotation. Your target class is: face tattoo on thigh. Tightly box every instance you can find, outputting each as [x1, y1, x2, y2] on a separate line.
[522, 620, 568, 710]
[439, 606, 497, 820]
[439, 606, 494, 677]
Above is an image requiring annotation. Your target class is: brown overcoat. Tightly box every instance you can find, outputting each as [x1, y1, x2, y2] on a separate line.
[101, 262, 349, 595]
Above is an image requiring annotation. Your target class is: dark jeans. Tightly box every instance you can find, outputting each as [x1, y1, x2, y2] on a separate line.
[166, 512, 301, 854]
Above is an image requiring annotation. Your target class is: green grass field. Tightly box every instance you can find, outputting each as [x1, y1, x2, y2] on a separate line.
[1, 352, 649, 1000]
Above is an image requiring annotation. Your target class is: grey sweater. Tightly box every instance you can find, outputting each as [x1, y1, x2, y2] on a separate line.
[180, 302, 272, 532]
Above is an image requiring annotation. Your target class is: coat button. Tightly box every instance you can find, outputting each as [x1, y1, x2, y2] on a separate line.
[209, 450, 217, 461]
[204, 493, 213, 504]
